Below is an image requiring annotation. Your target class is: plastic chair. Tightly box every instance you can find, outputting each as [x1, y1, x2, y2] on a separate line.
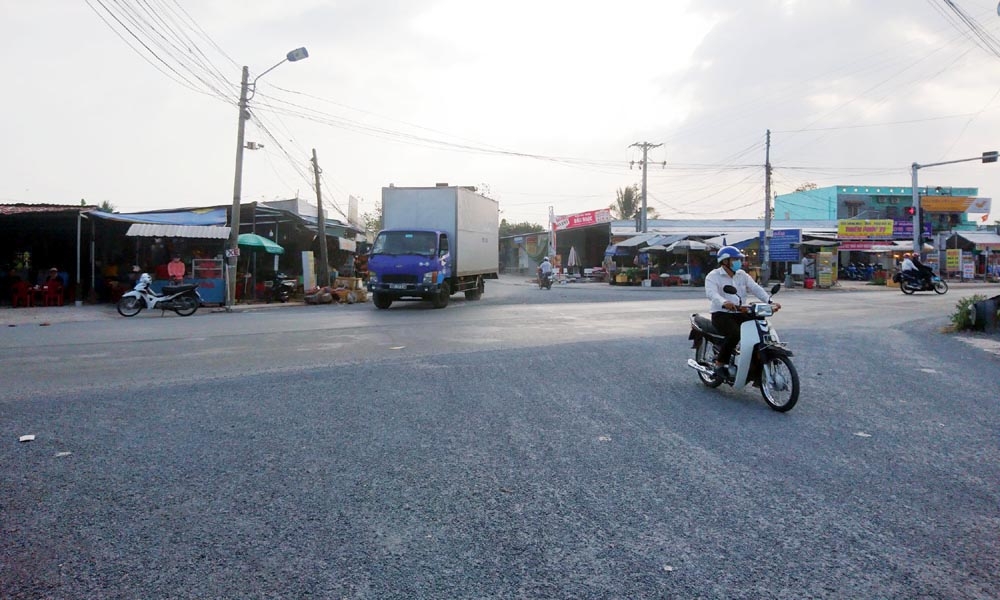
[11, 281, 32, 307]
[44, 283, 64, 306]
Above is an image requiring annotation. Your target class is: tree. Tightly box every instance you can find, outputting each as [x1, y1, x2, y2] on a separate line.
[610, 184, 658, 220]
[499, 219, 545, 237]
[98, 200, 116, 213]
[361, 203, 383, 239]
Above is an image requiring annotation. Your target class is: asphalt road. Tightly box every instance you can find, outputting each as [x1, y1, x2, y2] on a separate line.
[2, 277, 999, 598]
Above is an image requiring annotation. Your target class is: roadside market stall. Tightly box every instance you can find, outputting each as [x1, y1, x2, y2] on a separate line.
[125, 223, 231, 304]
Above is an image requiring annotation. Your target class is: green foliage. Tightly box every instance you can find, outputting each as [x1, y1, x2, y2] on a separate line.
[950, 294, 986, 330]
[499, 219, 545, 236]
[361, 203, 383, 238]
[610, 184, 659, 220]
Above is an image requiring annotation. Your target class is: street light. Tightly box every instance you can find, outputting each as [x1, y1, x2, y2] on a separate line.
[909, 151, 997, 256]
[226, 47, 309, 310]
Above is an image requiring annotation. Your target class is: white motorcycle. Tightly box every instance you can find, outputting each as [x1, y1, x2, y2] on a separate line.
[686, 283, 799, 412]
[117, 273, 202, 317]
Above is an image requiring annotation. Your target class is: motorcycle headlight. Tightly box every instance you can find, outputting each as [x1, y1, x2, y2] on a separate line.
[754, 303, 774, 317]
[423, 271, 438, 284]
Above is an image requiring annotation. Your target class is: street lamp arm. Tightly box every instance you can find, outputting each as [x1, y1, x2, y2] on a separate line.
[914, 154, 990, 170]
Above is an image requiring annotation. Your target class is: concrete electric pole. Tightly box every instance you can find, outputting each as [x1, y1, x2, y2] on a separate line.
[629, 142, 664, 233]
[312, 148, 330, 288]
[225, 66, 250, 311]
[762, 129, 773, 283]
[224, 48, 309, 311]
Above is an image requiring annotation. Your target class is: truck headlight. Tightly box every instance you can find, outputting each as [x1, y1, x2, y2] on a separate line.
[423, 271, 438, 284]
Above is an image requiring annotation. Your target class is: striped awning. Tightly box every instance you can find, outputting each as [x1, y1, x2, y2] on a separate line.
[125, 224, 231, 239]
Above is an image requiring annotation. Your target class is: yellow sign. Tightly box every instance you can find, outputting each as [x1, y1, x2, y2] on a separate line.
[838, 219, 894, 239]
[946, 249, 961, 270]
[919, 196, 990, 213]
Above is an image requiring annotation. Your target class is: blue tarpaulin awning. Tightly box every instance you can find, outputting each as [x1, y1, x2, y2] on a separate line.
[87, 208, 229, 226]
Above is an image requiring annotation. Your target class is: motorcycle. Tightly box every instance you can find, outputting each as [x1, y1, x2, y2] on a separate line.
[117, 273, 202, 317]
[538, 270, 554, 290]
[268, 272, 297, 302]
[686, 283, 800, 412]
[894, 271, 948, 295]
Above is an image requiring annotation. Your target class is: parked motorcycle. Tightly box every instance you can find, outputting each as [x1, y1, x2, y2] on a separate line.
[268, 272, 297, 302]
[686, 283, 799, 412]
[894, 271, 948, 295]
[116, 273, 202, 317]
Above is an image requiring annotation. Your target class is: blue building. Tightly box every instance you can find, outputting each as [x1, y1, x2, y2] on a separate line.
[774, 184, 980, 234]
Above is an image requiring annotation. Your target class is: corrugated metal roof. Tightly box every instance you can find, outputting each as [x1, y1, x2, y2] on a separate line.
[0, 203, 95, 216]
[125, 224, 231, 239]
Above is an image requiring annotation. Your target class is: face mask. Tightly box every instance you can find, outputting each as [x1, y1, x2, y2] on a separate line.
[730, 260, 742, 271]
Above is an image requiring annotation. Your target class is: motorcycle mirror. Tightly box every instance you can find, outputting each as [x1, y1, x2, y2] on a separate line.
[771, 284, 781, 295]
[723, 285, 738, 294]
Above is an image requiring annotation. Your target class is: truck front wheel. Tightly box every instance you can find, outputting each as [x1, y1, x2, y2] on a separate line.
[431, 281, 450, 308]
[373, 292, 392, 309]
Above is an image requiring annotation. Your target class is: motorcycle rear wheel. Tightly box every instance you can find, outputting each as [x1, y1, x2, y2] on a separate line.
[173, 295, 198, 316]
[933, 280, 948, 294]
[900, 281, 916, 295]
[760, 355, 799, 412]
[116, 296, 142, 317]
[695, 339, 723, 388]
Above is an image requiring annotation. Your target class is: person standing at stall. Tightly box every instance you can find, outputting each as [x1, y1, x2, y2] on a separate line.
[167, 255, 186, 283]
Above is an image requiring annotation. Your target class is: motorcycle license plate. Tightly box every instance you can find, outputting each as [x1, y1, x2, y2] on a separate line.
[389, 283, 408, 289]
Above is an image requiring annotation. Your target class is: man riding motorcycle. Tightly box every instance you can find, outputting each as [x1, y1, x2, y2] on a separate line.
[705, 246, 780, 378]
[901, 253, 932, 287]
[537, 256, 553, 288]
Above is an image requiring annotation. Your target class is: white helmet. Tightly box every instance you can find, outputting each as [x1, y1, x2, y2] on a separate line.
[717, 246, 744, 262]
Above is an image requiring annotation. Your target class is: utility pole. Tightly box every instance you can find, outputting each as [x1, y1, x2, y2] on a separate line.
[911, 150, 998, 257]
[312, 148, 330, 287]
[762, 129, 773, 283]
[225, 66, 250, 311]
[629, 142, 664, 233]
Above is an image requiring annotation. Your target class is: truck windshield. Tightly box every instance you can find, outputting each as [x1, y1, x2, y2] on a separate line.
[372, 231, 438, 257]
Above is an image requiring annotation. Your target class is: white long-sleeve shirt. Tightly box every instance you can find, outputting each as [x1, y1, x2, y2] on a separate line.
[705, 266, 771, 313]
[901, 257, 916, 272]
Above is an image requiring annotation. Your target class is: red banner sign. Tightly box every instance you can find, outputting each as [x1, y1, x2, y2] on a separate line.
[553, 208, 612, 230]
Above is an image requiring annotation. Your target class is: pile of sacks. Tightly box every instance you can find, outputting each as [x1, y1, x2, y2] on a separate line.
[303, 286, 335, 304]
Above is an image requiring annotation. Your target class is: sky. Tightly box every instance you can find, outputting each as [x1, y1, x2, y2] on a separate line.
[3, 0, 1000, 227]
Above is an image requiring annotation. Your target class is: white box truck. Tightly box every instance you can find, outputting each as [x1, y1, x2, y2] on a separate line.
[367, 185, 499, 309]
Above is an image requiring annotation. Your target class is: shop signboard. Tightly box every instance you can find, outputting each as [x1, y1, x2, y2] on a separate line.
[946, 249, 961, 272]
[817, 251, 835, 288]
[892, 219, 933, 240]
[552, 208, 613, 231]
[918, 196, 991, 213]
[301, 250, 316, 291]
[838, 219, 894, 239]
[760, 228, 801, 261]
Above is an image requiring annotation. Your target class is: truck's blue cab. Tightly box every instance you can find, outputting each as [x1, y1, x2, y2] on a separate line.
[367, 229, 454, 308]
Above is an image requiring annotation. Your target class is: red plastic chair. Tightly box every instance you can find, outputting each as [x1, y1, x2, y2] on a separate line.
[44, 283, 64, 306]
[11, 281, 32, 307]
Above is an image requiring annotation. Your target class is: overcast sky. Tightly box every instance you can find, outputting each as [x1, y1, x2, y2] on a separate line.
[4, 0, 1000, 226]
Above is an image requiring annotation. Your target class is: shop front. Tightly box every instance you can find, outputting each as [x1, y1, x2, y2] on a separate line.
[124, 223, 231, 304]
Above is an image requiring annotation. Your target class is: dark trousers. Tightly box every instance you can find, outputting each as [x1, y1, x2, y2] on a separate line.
[711, 311, 754, 364]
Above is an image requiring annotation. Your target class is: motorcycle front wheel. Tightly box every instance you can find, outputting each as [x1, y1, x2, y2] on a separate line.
[933, 280, 949, 295]
[760, 355, 799, 412]
[117, 296, 143, 317]
[173, 295, 199, 316]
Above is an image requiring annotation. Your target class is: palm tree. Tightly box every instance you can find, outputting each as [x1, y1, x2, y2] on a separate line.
[610, 185, 658, 220]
